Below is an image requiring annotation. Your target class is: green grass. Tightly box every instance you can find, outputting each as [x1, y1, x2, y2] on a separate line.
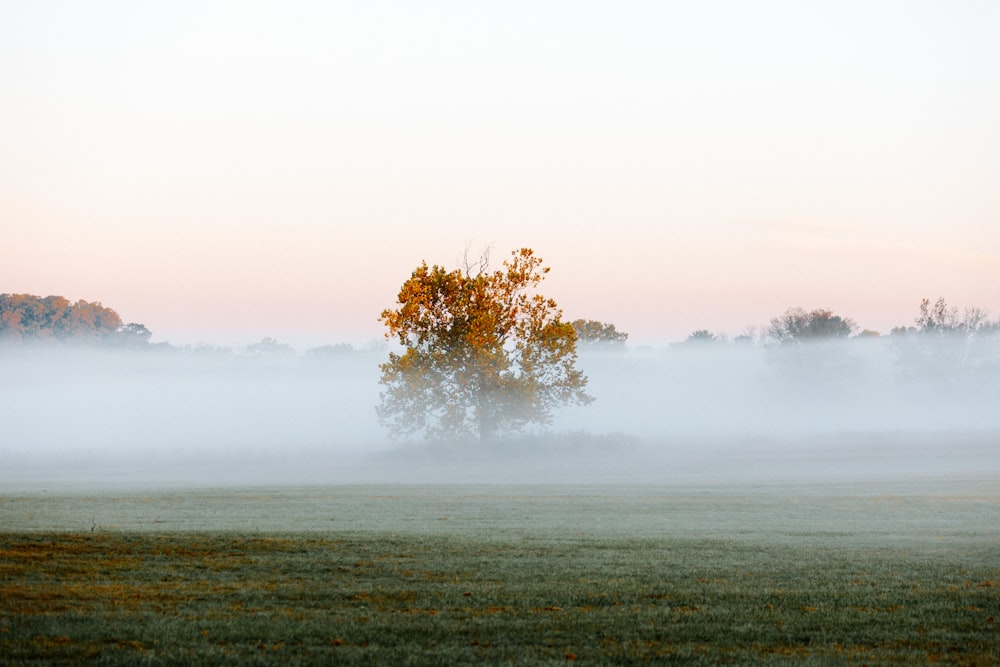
[1, 484, 998, 664]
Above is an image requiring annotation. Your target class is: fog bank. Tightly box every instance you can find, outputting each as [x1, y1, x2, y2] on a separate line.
[561, 338, 1000, 437]
[2, 337, 998, 490]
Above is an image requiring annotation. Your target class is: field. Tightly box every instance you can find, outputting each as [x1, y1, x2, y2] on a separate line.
[2, 479, 998, 665]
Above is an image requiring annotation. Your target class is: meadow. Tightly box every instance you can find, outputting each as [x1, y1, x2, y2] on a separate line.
[2, 480, 998, 665]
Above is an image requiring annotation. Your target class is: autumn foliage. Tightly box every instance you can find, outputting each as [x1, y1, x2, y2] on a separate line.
[378, 248, 592, 441]
[0, 293, 151, 346]
[571, 319, 628, 346]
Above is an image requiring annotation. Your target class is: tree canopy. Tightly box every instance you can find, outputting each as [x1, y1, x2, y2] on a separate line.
[890, 297, 998, 338]
[0, 293, 149, 345]
[377, 248, 592, 441]
[571, 319, 628, 346]
[683, 329, 722, 344]
[767, 307, 856, 344]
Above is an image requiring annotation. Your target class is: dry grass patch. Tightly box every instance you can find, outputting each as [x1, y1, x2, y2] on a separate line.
[2, 530, 998, 665]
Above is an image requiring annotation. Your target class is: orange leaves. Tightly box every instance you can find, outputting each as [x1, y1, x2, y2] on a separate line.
[378, 247, 591, 440]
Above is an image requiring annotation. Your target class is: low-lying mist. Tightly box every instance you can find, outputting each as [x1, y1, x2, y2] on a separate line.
[565, 338, 1000, 437]
[2, 336, 998, 490]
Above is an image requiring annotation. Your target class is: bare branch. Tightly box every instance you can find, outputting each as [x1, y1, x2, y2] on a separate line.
[461, 243, 492, 278]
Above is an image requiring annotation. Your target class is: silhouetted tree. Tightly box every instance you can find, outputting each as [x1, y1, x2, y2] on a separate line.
[682, 329, 722, 344]
[914, 298, 994, 335]
[767, 307, 856, 344]
[890, 298, 1000, 339]
[892, 298, 1000, 393]
[764, 307, 861, 394]
[117, 322, 153, 347]
[378, 248, 592, 441]
[733, 325, 760, 345]
[244, 337, 294, 357]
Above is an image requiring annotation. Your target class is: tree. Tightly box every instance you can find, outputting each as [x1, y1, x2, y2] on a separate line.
[571, 319, 628, 346]
[682, 329, 722, 344]
[0, 293, 125, 344]
[901, 297, 997, 337]
[733, 325, 760, 345]
[891, 298, 999, 345]
[767, 307, 856, 344]
[891, 298, 1000, 392]
[378, 248, 593, 441]
[244, 337, 294, 358]
[117, 322, 153, 347]
[764, 307, 861, 393]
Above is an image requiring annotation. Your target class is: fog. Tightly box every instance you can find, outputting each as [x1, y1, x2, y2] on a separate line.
[565, 338, 1000, 437]
[2, 337, 998, 491]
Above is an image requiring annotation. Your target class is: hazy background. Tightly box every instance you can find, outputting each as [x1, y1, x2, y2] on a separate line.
[3, 1, 999, 347]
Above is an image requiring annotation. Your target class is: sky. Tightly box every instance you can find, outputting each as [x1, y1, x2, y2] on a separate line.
[2, 1, 998, 348]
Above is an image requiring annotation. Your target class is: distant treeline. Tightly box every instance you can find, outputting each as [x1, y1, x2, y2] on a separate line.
[3, 292, 999, 356]
[0, 293, 383, 358]
[670, 299, 1000, 347]
[0, 294, 151, 347]
[3, 294, 998, 439]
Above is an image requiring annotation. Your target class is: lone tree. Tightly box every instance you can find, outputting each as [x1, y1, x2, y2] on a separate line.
[378, 247, 592, 441]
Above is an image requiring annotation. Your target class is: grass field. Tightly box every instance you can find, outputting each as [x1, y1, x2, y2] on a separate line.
[2, 481, 998, 665]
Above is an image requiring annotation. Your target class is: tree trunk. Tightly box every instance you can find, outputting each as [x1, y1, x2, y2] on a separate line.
[477, 388, 496, 443]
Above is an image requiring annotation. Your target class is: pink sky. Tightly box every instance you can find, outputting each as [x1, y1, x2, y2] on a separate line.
[2, 1, 998, 348]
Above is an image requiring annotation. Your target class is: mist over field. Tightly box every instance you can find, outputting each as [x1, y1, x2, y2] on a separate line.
[2, 335, 998, 491]
[567, 338, 1000, 437]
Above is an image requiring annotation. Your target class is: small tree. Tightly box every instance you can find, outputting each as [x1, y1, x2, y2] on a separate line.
[892, 298, 1000, 391]
[908, 297, 996, 337]
[244, 337, 294, 358]
[378, 248, 592, 441]
[116, 322, 153, 347]
[765, 307, 860, 392]
[571, 319, 628, 346]
[767, 307, 856, 344]
[683, 329, 722, 344]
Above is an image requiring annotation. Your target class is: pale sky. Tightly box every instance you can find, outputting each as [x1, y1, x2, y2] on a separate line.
[2, 1, 998, 347]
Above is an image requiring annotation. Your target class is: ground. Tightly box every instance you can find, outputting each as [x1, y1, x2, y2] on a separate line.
[2, 477, 998, 665]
